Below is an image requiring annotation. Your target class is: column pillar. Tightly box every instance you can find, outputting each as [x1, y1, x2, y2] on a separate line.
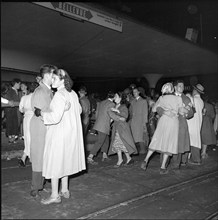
[143, 73, 162, 97]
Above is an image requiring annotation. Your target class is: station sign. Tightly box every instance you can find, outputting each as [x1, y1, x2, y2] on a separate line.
[32, 2, 123, 32]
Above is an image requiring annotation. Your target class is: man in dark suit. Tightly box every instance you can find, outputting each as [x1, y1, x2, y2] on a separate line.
[4, 78, 21, 143]
[87, 91, 125, 165]
[157, 80, 194, 171]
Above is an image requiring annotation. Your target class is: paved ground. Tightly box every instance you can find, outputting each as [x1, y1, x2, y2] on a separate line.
[1, 131, 218, 219]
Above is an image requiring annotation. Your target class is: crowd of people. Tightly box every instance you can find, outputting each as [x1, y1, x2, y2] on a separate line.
[1, 65, 218, 205]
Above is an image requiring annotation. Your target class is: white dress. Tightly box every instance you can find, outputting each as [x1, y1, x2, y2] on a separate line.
[149, 94, 183, 155]
[19, 93, 34, 157]
[42, 87, 86, 179]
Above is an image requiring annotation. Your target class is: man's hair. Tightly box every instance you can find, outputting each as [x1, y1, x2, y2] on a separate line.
[11, 78, 21, 86]
[107, 90, 116, 99]
[79, 86, 87, 94]
[28, 82, 38, 93]
[40, 64, 58, 78]
[173, 79, 184, 87]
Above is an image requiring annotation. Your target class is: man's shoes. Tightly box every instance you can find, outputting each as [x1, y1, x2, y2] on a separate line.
[41, 196, 61, 205]
[188, 160, 201, 165]
[30, 190, 40, 198]
[160, 168, 169, 175]
[18, 158, 25, 167]
[59, 190, 70, 199]
[87, 158, 98, 165]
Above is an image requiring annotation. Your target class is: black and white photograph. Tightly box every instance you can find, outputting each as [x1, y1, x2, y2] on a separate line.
[1, 1, 218, 219]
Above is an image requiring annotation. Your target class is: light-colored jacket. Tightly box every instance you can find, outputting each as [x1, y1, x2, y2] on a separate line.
[187, 94, 204, 149]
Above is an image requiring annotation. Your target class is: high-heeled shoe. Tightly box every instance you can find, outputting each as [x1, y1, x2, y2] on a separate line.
[102, 157, 111, 162]
[18, 158, 25, 167]
[114, 160, 123, 168]
[41, 195, 61, 205]
[124, 159, 134, 166]
[141, 161, 148, 170]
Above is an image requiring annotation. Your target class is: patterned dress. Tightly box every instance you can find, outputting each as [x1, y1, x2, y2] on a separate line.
[108, 104, 137, 155]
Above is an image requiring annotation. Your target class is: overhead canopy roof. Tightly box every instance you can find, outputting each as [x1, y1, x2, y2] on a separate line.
[1, 2, 217, 79]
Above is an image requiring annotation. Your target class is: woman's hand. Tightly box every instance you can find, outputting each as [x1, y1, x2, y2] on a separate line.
[111, 107, 120, 113]
[178, 107, 188, 116]
[163, 110, 178, 118]
[119, 117, 126, 122]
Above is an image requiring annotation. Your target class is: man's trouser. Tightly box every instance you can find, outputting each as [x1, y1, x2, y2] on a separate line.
[90, 131, 109, 156]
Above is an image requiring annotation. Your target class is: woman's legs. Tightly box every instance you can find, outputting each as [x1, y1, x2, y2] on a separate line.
[60, 176, 70, 199]
[143, 150, 154, 163]
[160, 154, 169, 169]
[160, 153, 169, 175]
[51, 178, 59, 198]
[141, 150, 154, 170]
[116, 150, 123, 165]
[41, 177, 61, 204]
[201, 144, 208, 159]
[124, 152, 131, 163]
[61, 176, 69, 193]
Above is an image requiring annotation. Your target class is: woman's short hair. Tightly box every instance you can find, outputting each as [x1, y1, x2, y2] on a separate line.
[55, 69, 73, 92]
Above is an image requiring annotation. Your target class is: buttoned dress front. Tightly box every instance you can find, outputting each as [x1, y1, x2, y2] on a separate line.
[42, 88, 86, 179]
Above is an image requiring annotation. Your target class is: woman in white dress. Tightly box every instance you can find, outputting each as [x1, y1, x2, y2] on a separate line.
[35, 69, 86, 205]
[18, 83, 37, 167]
[141, 83, 185, 174]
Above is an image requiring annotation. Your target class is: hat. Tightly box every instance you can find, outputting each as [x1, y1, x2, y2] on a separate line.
[193, 84, 204, 94]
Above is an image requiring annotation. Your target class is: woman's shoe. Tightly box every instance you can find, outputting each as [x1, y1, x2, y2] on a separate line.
[102, 157, 111, 162]
[87, 157, 98, 165]
[160, 168, 169, 175]
[41, 196, 61, 205]
[114, 160, 123, 168]
[125, 159, 134, 166]
[18, 158, 25, 167]
[59, 190, 70, 199]
[141, 161, 148, 170]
